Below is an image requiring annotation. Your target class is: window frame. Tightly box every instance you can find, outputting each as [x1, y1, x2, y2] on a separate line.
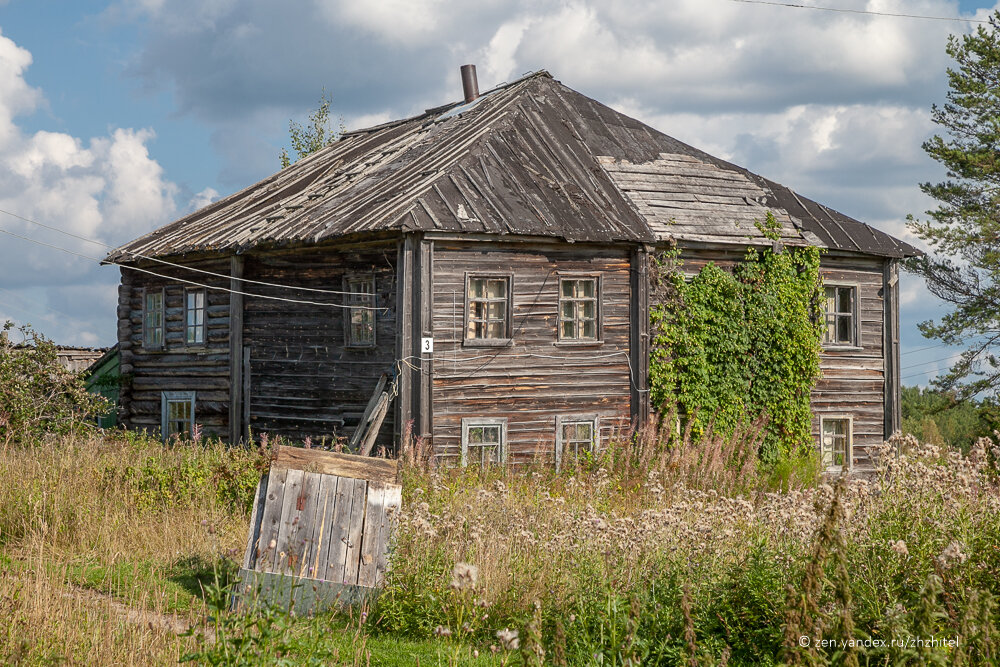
[556, 273, 602, 345]
[142, 287, 165, 350]
[161, 391, 196, 442]
[819, 414, 853, 472]
[184, 288, 207, 347]
[460, 417, 508, 467]
[555, 414, 600, 471]
[463, 273, 514, 347]
[821, 283, 861, 349]
[344, 274, 377, 349]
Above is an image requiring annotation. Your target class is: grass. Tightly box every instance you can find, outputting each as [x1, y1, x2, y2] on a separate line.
[1, 426, 999, 665]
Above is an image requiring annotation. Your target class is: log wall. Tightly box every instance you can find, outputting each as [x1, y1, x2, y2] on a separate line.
[242, 241, 398, 448]
[429, 240, 634, 465]
[117, 256, 233, 438]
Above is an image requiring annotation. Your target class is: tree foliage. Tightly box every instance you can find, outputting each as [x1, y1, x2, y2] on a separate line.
[901, 385, 1000, 452]
[649, 213, 824, 462]
[279, 90, 342, 168]
[907, 12, 1000, 396]
[0, 321, 108, 443]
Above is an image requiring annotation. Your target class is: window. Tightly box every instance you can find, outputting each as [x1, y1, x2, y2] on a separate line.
[346, 276, 376, 347]
[555, 415, 599, 471]
[461, 418, 507, 466]
[559, 277, 599, 341]
[161, 391, 195, 441]
[143, 289, 164, 349]
[820, 416, 852, 471]
[185, 289, 206, 345]
[823, 285, 858, 346]
[465, 275, 511, 344]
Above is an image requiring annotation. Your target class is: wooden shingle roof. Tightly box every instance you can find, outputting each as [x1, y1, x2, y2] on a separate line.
[108, 71, 919, 262]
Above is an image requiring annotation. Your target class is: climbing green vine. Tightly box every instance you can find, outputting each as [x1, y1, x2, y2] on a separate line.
[649, 213, 823, 462]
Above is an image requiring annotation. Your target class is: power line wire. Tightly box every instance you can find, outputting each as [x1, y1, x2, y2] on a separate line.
[0, 207, 361, 297]
[900, 351, 967, 371]
[901, 342, 950, 356]
[725, 0, 991, 24]
[0, 226, 384, 311]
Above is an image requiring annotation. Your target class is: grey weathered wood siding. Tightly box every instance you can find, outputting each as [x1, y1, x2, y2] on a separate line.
[813, 253, 886, 466]
[117, 257, 233, 438]
[242, 241, 397, 448]
[429, 241, 634, 465]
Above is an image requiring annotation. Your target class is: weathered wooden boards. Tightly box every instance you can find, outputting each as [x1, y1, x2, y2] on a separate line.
[237, 446, 402, 613]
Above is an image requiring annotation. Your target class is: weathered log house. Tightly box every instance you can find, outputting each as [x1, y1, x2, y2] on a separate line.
[107, 68, 919, 472]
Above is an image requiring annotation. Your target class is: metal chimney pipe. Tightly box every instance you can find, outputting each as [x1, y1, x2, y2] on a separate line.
[460, 64, 479, 104]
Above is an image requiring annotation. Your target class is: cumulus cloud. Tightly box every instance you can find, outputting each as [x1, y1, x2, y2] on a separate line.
[0, 29, 178, 345]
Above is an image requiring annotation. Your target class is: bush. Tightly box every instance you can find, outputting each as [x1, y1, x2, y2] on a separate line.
[0, 321, 108, 444]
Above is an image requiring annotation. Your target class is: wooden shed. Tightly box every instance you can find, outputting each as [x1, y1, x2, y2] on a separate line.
[106, 68, 919, 473]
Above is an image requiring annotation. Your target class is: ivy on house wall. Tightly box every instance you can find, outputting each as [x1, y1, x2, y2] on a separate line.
[649, 213, 824, 462]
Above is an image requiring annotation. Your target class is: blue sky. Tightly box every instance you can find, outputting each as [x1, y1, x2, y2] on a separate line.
[0, 0, 998, 389]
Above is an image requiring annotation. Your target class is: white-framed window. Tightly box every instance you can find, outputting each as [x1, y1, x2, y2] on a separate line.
[161, 391, 196, 441]
[185, 289, 207, 345]
[461, 417, 507, 466]
[820, 415, 853, 471]
[555, 415, 599, 471]
[345, 275, 376, 348]
[558, 276, 600, 341]
[143, 288, 164, 349]
[822, 284, 859, 347]
[465, 274, 512, 345]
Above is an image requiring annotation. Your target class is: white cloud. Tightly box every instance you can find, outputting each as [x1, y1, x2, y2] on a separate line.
[187, 187, 219, 212]
[0, 31, 178, 345]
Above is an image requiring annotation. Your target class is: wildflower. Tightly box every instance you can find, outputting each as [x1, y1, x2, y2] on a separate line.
[496, 628, 519, 651]
[937, 540, 967, 567]
[434, 625, 452, 638]
[890, 540, 909, 556]
[450, 562, 478, 591]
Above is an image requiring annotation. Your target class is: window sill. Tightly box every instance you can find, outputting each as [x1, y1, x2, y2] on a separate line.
[344, 344, 378, 351]
[462, 339, 514, 348]
[821, 344, 864, 352]
[552, 340, 604, 348]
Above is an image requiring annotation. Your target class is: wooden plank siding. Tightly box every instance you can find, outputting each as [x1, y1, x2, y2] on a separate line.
[242, 241, 398, 448]
[674, 244, 888, 469]
[813, 253, 886, 468]
[429, 241, 634, 465]
[119, 256, 233, 438]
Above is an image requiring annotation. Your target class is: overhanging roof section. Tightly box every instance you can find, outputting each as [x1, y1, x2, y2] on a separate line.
[107, 72, 919, 262]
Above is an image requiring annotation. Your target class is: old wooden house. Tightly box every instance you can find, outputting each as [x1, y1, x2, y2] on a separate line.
[106, 67, 918, 472]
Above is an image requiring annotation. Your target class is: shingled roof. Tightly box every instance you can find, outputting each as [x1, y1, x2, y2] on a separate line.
[107, 71, 919, 262]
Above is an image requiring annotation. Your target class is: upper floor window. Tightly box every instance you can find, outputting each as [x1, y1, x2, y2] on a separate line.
[820, 415, 852, 471]
[465, 275, 511, 345]
[559, 277, 599, 341]
[185, 289, 206, 345]
[346, 276, 376, 348]
[461, 417, 507, 466]
[823, 285, 858, 347]
[162, 391, 195, 441]
[143, 289, 164, 349]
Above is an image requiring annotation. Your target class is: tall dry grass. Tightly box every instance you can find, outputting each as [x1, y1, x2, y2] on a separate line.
[0, 431, 256, 665]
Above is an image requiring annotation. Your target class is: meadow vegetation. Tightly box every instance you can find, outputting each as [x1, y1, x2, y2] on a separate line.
[2, 324, 999, 664]
[1, 419, 999, 665]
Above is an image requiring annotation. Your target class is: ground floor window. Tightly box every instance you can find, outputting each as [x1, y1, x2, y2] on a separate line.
[161, 391, 196, 441]
[555, 415, 599, 470]
[461, 418, 507, 466]
[820, 415, 852, 471]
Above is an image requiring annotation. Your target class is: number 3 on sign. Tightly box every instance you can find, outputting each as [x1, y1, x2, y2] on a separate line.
[421, 337, 434, 354]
